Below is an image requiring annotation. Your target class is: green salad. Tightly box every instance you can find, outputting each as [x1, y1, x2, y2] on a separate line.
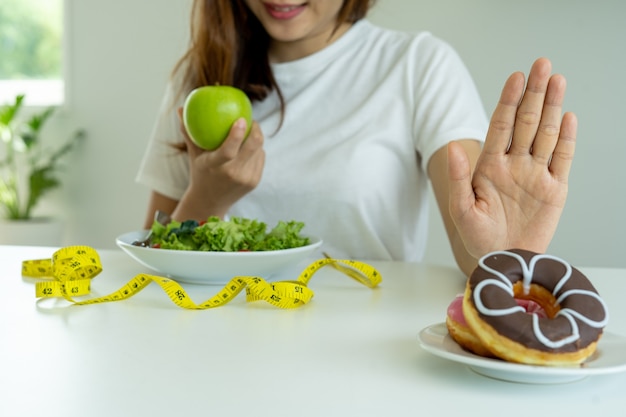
[148, 216, 310, 252]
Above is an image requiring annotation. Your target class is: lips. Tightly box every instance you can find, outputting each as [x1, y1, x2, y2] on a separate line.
[263, 2, 306, 20]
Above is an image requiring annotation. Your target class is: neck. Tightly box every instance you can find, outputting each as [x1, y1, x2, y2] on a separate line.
[269, 22, 352, 63]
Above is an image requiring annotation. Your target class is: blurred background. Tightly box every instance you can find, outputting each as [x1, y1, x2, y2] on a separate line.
[2, 0, 624, 268]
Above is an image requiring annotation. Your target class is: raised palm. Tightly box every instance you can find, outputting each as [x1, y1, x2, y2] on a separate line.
[449, 58, 577, 258]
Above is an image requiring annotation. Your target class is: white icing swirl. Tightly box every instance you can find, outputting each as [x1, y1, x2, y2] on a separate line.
[473, 251, 609, 349]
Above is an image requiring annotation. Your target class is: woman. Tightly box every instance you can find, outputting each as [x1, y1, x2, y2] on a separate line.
[136, 0, 577, 276]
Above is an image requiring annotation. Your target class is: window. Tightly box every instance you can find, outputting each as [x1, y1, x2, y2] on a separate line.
[0, 0, 64, 106]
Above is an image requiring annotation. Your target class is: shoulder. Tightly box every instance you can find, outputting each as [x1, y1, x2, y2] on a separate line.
[347, 20, 470, 86]
[352, 20, 462, 67]
[356, 20, 452, 51]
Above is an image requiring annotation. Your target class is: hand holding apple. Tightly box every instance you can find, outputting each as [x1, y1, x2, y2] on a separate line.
[182, 85, 253, 151]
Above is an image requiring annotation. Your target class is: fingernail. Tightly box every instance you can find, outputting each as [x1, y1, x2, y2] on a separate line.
[234, 118, 247, 131]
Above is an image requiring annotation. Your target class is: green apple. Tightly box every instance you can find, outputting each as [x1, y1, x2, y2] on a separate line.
[182, 85, 253, 151]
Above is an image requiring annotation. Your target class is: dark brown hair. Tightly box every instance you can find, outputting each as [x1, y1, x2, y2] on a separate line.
[172, 0, 376, 112]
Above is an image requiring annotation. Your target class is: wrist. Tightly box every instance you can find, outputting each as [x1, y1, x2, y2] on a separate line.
[172, 188, 228, 222]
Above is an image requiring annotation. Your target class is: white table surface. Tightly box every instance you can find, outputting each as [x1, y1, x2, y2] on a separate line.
[1, 245, 625, 417]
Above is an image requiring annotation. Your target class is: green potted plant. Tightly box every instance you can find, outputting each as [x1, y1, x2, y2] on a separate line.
[0, 94, 85, 245]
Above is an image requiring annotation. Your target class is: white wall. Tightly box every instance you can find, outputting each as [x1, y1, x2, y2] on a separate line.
[43, 0, 625, 268]
[369, 0, 626, 267]
[43, 0, 192, 248]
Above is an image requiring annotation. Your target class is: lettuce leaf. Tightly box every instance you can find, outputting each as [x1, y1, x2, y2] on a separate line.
[149, 216, 309, 252]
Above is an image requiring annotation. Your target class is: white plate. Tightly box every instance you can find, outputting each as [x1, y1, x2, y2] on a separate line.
[116, 230, 323, 285]
[418, 322, 626, 384]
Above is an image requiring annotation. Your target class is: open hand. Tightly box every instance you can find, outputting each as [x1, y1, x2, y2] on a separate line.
[448, 57, 577, 259]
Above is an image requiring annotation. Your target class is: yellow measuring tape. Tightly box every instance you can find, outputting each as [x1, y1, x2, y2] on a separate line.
[22, 246, 381, 309]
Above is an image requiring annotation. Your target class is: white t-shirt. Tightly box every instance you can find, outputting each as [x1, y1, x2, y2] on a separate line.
[136, 20, 489, 262]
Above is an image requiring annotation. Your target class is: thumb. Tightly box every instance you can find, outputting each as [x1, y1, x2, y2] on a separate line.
[447, 141, 475, 219]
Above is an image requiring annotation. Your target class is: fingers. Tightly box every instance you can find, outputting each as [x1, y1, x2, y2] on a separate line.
[218, 119, 264, 161]
[483, 58, 573, 169]
[527, 74, 567, 163]
[482, 71, 525, 155]
[548, 111, 577, 183]
[447, 141, 475, 219]
[218, 118, 250, 157]
[507, 58, 553, 155]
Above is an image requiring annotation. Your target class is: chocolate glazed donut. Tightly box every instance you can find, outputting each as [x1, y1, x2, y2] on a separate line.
[463, 249, 609, 366]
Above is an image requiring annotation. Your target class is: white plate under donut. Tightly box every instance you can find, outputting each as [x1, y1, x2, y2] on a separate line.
[418, 322, 626, 384]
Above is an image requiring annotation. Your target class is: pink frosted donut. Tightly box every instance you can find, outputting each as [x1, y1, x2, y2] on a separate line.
[446, 294, 547, 358]
[446, 294, 493, 357]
